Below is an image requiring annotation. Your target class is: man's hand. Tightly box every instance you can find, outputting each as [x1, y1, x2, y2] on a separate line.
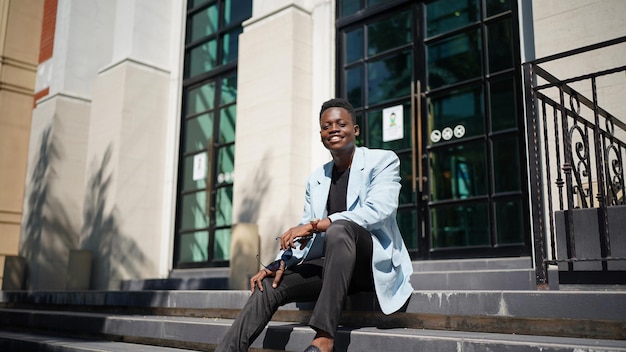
[249, 260, 285, 293]
[278, 224, 313, 250]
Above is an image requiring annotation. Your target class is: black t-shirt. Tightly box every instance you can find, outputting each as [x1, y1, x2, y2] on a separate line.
[327, 166, 350, 215]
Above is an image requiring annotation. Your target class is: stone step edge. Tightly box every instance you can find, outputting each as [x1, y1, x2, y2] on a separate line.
[1, 315, 626, 352]
[1, 306, 625, 341]
[3, 290, 625, 321]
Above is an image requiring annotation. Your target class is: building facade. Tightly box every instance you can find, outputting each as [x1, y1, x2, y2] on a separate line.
[6, 0, 625, 290]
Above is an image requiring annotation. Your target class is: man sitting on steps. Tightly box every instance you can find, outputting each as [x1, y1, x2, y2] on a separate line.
[215, 98, 414, 352]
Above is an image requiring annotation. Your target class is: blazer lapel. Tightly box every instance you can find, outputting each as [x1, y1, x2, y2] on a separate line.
[312, 163, 332, 218]
[347, 148, 364, 210]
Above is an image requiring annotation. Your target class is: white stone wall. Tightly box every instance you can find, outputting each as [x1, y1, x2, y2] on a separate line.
[234, 0, 335, 266]
[21, 0, 183, 289]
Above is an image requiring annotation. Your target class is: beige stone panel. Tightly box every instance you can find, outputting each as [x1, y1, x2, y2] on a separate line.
[533, 0, 626, 58]
[2, 0, 44, 64]
[531, 0, 626, 135]
[0, 90, 32, 210]
[0, 223, 20, 254]
[116, 62, 167, 282]
[20, 96, 90, 290]
[0, 59, 38, 94]
[235, 6, 313, 264]
[84, 61, 167, 289]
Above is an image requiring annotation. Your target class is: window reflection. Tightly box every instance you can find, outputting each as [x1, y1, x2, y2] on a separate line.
[187, 82, 215, 115]
[367, 51, 412, 105]
[429, 85, 484, 140]
[185, 112, 213, 153]
[367, 11, 411, 56]
[431, 203, 489, 248]
[427, 30, 481, 88]
[492, 137, 520, 192]
[188, 41, 217, 78]
[426, 0, 479, 37]
[189, 5, 218, 43]
[495, 199, 523, 245]
[488, 19, 513, 73]
[179, 231, 209, 262]
[430, 142, 487, 201]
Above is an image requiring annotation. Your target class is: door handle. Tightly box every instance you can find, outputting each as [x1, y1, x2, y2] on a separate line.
[411, 80, 424, 194]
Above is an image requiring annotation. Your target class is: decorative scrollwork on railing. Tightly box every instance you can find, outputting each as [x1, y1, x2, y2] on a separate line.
[568, 122, 592, 208]
[606, 143, 624, 205]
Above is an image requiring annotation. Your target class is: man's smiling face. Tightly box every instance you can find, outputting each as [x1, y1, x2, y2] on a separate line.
[319, 107, 360, 153]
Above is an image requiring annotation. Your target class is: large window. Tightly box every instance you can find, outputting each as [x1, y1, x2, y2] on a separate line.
[337, 0, 529, 259]
[174, 0, 251, 268]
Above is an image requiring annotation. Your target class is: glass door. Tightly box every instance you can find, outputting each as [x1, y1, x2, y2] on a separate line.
[337, 0, 530, 260]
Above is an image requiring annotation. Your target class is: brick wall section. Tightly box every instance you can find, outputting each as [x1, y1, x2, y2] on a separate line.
[33, 87, 50, 108]
[38, 0, 58, 63]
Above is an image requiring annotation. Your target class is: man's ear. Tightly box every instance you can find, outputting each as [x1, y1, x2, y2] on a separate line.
[354, 124, 360, 136]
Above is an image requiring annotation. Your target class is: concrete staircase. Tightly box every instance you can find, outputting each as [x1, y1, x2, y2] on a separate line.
[1, 258, 624, 351]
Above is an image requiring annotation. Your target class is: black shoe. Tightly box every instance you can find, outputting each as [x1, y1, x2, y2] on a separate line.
[303, 345, 322, 352]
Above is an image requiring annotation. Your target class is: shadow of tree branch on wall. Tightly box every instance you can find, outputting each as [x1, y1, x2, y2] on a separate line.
[235, 152, 288, 265]
[20, 124, 80, 289]
[236, 152, 271, 224]
[81, 144, 154, 290]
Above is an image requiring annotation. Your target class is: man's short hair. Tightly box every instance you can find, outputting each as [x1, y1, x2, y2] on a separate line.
[319, 98, 357, 124]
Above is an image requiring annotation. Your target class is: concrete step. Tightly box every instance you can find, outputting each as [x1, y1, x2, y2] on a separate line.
[2, 290, 625, 343]
[1, 311, 625, 352]
[5, 290, 624, 322]
[120, 257, 554, 291]
[0, 330, 193, 352]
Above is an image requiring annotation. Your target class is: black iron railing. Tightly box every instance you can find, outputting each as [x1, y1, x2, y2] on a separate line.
[523, 37, 626, 287]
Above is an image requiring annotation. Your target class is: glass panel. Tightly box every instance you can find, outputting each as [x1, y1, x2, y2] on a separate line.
[214, 228, 231, 261]
[340, 0, 361, 18]
[427, 29, 482, 89]
[219, 105, 236, 143]
[398, 152, 413, 205]
[189, 4, 218, 43]
[217, 144, 235, 184]
[178, 231, 209, 262]
[224, 0, 252, 26]
[397, 208, 418, 251]
[188, 0, 211, 10]
[180, 191, 210, 230]
[188, 40, 217, 77]
[366, 104, 411, 150]
[430, 142, 487, 201]
[492, 137, 521, 192]
[185, 112, 213, 153]
[215, 186, 233, 227]
[490, 76, 517, 131]
[182, 154, 208, 191]
[221, 75, 237, 105]
[426, 0, 479, 37]
[367, 11, 411, 56]
[495, 199, 523, 245]
[187, 81, 215, 115]
[367, 0, 386, 7]
[431, 202, 489, 248]
[367, 51, 412, 105]
[346, 28, 363, 64]
[222, 27, 243, 65]
[429, 85, 484, 142]
[486, 0, 512, 17]
[346, 66, 363, 108]
[488, 19, 513, 73]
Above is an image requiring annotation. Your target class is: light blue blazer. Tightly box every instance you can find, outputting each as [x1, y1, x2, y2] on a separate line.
[277, 147, 414, 315]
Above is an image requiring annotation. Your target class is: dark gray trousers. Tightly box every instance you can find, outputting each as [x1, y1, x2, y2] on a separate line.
[215, 220, 374, 352]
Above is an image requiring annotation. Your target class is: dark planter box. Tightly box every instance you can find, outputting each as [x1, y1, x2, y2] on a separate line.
[555, 205, 626, 272]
